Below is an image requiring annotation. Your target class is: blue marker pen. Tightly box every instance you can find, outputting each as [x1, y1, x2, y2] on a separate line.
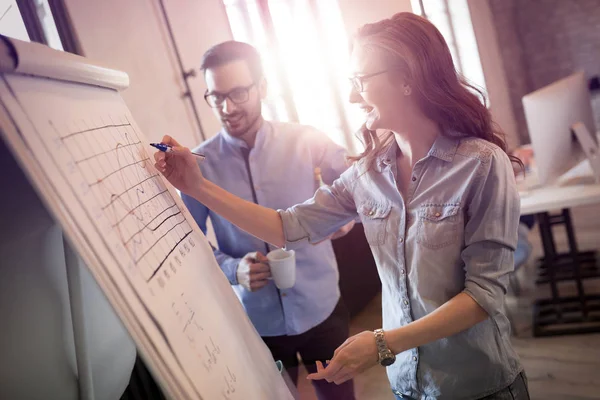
[150, 142, 206, 161]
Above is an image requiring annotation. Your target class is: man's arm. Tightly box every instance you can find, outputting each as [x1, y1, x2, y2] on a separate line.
[181, 192, 241, 285]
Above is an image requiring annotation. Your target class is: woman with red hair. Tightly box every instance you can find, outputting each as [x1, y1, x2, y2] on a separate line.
[155, 12, 528, 400]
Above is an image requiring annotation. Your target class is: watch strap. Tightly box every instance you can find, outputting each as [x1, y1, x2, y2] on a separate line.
[374, 328, 390, 358]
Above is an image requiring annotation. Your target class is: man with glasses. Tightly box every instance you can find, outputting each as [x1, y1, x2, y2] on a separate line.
[181, 41, 355, 399]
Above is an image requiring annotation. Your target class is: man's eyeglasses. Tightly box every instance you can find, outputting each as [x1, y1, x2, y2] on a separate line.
[348, 70, 389, 93]
[204, 82, 256, 108]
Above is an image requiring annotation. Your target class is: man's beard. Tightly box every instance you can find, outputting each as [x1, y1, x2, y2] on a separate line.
[223, 107, 261, 137]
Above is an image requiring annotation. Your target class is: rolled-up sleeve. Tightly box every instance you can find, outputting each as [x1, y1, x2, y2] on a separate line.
[461, 149, 520, 319]
[279, 170, 358, 250]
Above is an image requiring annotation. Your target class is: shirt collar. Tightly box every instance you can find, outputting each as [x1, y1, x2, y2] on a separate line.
[373, 132, 460, 172]
[427, 133, 459, 162]
[220, 120, 270, 150]
[373, 141, 398, 172]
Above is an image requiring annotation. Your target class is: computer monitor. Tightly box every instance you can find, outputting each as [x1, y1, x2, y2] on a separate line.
[522, 71, 598, 185]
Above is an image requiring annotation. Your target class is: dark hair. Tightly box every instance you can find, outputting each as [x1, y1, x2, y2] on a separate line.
[200, 41, 264, 80]
[348, 13, 522, 170]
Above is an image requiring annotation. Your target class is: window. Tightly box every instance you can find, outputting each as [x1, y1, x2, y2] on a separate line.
[33, 0, 63, 50]
[411, 0, 487, 102]
[0, 0, 63, 50]
[0, 0, 30, 41]
[223, 0, 361, 152]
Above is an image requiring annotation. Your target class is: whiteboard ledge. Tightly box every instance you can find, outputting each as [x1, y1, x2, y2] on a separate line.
[0, 35, 129, 91]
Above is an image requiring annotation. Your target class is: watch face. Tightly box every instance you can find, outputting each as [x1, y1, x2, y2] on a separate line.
[380, 353, 396, 367]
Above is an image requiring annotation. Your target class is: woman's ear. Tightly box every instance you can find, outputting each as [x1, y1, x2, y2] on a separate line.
[389, 68, 410, 91]
[390, 74, 412, 96]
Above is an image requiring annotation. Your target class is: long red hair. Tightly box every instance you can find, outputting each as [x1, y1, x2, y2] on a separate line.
[349, 13, 520, 168]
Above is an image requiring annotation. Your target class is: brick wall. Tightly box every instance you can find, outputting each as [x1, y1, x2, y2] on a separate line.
[488, 0, 600, 143]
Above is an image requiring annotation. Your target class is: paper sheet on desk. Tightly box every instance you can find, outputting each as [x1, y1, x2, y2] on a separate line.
[557, 159, 598, 186]
[518, 159, 597, 192]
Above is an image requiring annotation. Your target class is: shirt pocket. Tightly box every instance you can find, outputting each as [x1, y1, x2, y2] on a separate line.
[417, 204, 461, 250]
[358, 202, 392, 246]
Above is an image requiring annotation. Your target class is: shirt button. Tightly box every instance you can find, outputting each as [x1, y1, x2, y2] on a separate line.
[400, 269, 405, 274]
[404, 299, 409, 305]
[412, 356, 417, 361]
[399, 237, 404, 243]
[368, 210, 375, 216]
[435, 212, 441, 217]
[411, 176, 417, 181]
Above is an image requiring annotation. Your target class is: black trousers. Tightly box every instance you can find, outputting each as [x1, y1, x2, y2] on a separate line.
[262, 299, 356, 400]
[481, 372, 530, 400]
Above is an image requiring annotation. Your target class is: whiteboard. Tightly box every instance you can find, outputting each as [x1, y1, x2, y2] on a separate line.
[0, 36, 293, 400]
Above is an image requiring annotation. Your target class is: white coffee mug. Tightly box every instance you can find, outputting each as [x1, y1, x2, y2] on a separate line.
[267, 249, 296, 289]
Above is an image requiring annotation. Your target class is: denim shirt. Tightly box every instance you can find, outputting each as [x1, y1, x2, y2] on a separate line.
[182, 121, 348, 336]
[279, 134, 523, 399]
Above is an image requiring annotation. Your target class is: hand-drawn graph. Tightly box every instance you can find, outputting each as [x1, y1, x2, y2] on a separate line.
[49, 115, 193, 286]
[41, 113, 250, 397]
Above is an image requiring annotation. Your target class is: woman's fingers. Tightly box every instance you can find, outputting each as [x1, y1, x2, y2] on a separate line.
[307, 360, 327, 379]
[153, 147, 167, 173]
[161, 135, 181, 147]
[307, 359, 344, 381]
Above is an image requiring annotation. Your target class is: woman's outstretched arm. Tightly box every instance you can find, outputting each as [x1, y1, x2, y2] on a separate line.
[154, 135, 285, 247]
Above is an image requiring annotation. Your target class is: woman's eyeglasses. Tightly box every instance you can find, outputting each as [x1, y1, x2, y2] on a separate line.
[348, 70, 389, 92]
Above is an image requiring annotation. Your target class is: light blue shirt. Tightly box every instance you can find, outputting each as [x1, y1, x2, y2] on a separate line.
[182, 121, 349, 336]
[279, 134, 523, 399]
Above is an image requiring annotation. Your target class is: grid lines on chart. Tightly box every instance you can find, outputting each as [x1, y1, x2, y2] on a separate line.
[50, 115, 192, 281]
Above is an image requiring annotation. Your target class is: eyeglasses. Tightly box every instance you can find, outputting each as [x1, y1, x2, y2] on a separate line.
[348, 70, 389, 93]
[204, 82, 256, 108]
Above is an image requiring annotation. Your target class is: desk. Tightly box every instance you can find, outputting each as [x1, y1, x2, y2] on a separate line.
[519, 161, 600, 336]
[520, 184, 600, 215]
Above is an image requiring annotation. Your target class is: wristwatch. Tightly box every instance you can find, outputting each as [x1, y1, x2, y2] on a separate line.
[374, 329, 396, 367]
